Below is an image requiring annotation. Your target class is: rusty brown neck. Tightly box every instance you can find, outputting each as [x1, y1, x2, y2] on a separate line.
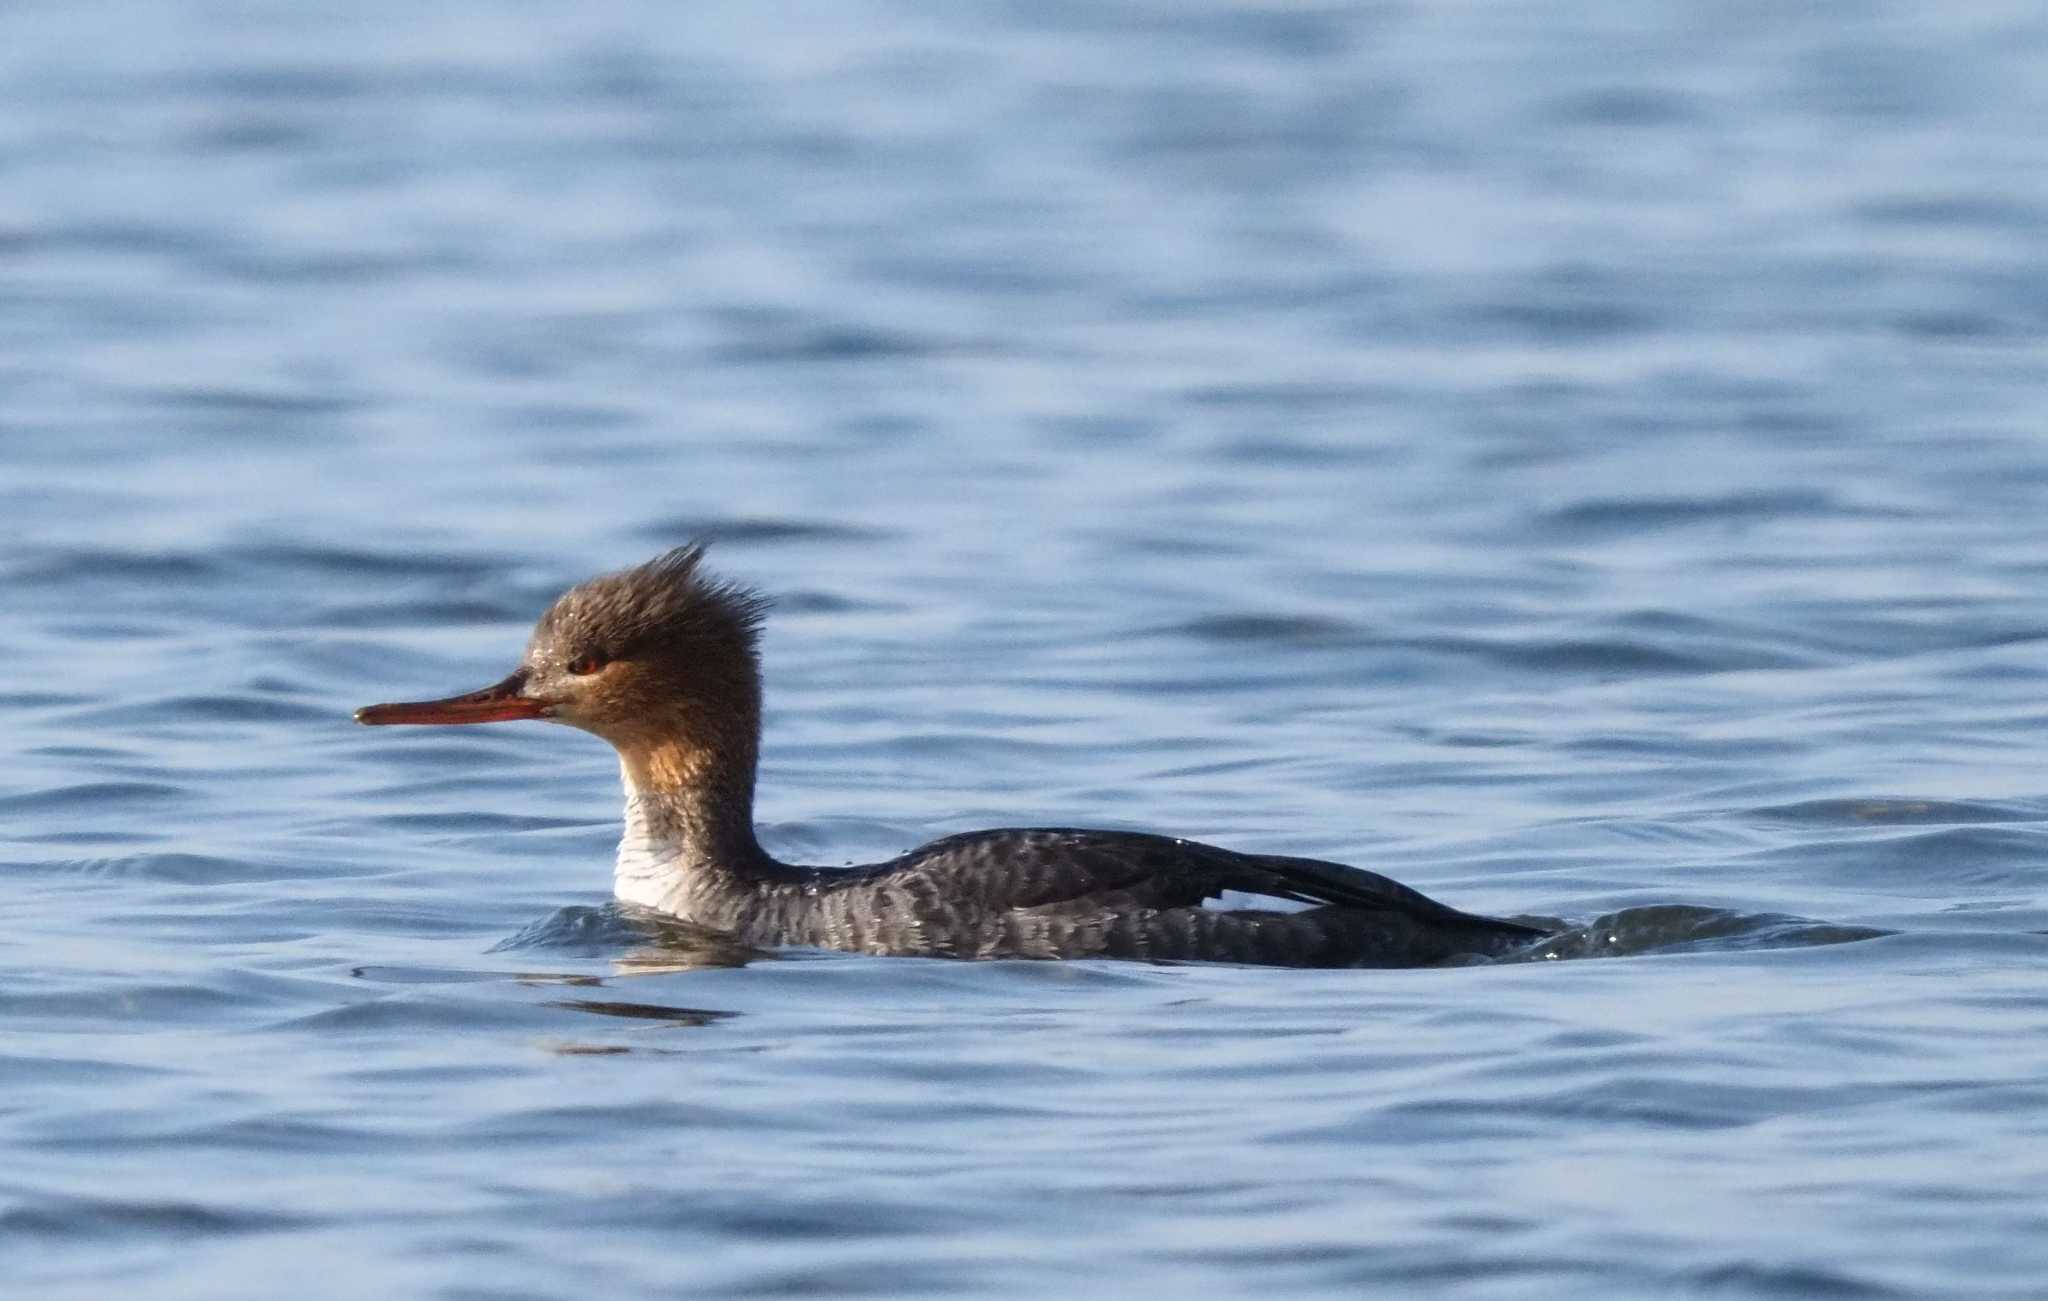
[620, 741, 762, 858]
[608, 675, 780, 910]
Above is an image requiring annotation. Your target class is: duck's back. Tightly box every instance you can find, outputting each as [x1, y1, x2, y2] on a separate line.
[743, 828, 1546, 967]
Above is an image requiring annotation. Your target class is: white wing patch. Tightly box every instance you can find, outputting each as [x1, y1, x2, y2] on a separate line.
[1204, 889, 1315, 914]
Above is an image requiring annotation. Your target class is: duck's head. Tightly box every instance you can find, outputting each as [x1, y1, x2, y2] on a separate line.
[356, 544, 770, 764]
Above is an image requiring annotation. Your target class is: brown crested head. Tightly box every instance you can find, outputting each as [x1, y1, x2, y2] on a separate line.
[518, 544, 769, 752]
[520, 543, 766, 736]
[358, 545, 772, 783]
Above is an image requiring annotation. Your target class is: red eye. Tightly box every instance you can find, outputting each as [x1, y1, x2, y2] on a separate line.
[567, 652, 608, 676]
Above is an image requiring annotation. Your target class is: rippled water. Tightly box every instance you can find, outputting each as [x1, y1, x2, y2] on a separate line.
[8, 2, 2048, 1297]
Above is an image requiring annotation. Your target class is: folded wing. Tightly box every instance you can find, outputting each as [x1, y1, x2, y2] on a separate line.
[882, 828, 1544, 938]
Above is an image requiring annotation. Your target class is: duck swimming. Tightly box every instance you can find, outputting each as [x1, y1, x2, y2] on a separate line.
[356, 545, 1547, 967]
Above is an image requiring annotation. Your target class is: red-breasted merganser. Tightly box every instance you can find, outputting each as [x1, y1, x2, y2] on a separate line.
[356, 546, 1547, 966]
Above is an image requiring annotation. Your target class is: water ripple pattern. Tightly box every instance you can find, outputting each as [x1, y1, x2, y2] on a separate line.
[4, 2, 2048, 1298]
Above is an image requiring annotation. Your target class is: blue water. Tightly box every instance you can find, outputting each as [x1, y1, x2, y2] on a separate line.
[7, 2, 2048, 1296]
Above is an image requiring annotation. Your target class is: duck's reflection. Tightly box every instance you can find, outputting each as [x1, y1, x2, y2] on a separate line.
[354, 908, 762, 1038]
[539, 996, 735, 1027]
[607, 910, 765, 974]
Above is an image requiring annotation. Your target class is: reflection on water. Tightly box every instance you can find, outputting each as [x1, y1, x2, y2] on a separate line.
[1517, 906, 1893, 962]
[495, 905, 768, 972]
[540, 998, 736, 1027]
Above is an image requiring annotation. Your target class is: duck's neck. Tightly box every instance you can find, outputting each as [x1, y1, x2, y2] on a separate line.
[611, 727, 777, 914]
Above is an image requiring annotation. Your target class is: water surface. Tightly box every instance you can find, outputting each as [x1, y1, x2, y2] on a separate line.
[6, 2, 2048, 1297]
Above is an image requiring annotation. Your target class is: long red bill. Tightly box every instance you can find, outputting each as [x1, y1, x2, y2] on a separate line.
[354, 670, 546, 726]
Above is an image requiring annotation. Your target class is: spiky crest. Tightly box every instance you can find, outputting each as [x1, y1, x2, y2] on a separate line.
[528, 543, 770, 669]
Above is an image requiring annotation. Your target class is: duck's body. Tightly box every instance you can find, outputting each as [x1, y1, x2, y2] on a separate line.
[358, 546, 1545, 968]
[615, 821, 1542, 966]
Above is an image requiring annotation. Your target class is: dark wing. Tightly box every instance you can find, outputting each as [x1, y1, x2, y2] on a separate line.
[875, 828, 1541, 934]
[870, 829, 1217, 911]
